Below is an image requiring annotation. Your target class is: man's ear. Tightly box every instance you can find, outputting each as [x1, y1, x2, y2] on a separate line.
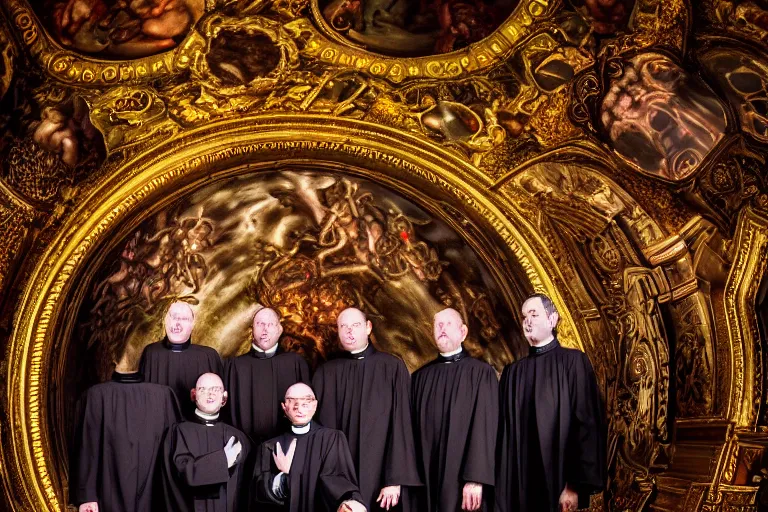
[460, 324, 469, 341]
[190, 388, 196, 403]
[221, 391, 228, 407]
[366, 320, 373, 336]
[277, 323, 284, 337]
[549, 312, 560, 330]
[281, 402, 288, 415]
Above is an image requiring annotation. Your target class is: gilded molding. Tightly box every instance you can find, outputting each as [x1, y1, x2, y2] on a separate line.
[7, 115, 587, 511]
[723, 207, 768, 428]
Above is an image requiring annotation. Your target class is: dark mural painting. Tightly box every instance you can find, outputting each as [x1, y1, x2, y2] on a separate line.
[39, 0, 205, 59]
[76, 169, 523, 384]
[317, 0, 520, 56]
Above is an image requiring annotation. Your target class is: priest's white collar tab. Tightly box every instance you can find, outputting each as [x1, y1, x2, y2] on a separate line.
[195, 409, 220, 425]
[292, 422, 311, 434]
[440, 346, 463, 358]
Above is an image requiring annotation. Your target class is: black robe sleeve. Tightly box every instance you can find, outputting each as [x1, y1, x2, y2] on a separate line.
[383, 360, 420, 487]
[318, 430, 365, 507]
[566, 353, 606, 504]
[462, 364, 499, 486]
[252, 440, 287, 507]
[169, 425, 231, 488]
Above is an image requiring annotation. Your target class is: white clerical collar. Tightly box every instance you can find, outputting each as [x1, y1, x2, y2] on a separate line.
[195, 409, 220, 424]
[351, 343, 369, 354]
[291, 422, 311, 434]
[252, 343, 278, 355]
[531, 335, 555, 348]
[440, 345, 463, 358]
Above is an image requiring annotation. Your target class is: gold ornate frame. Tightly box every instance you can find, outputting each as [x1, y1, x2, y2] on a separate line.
[6, 115, 588, 511]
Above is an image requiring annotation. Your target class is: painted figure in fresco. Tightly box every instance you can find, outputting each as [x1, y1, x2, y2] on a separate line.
[161, 372, 251, 512]
[410, 307, 498, 511]
[49, 0, 204, 58]
[321, 0, 517, 55]
[601, 52, 727, 181]
[495, 293, 606, 512]
[70, 355, 181, 512]
[140, 301, 224, 417]
[312, 307, 421, 511]
[252, 382, 368, 512]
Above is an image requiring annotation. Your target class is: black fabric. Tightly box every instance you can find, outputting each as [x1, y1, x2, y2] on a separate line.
[139, 339, 223, 419]
[495, 339, 607, 512]
[70, 377, 181, 512]
[161, 419, 251, 512]
[313, 345, 421, 511]
[411, 354, 499, 512]
[252, 423, 364, 512]
[223, 347, 310, 445]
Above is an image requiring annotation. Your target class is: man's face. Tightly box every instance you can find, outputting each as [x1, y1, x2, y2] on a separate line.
[282, 393, 317, 425]
[252, 308, 283, 351]
[192, 374, 227, 415]
[337, 308, 372, 352]
[521, 297, 558, 344]
[165, 302, 194, 344]
[433, 309, 467, 353]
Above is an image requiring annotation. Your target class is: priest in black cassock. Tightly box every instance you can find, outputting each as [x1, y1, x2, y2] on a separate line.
[313, 307, 421, 511]
[224, 307, 310, 445]
[161, 372, 251, 512]
[411, 308, 498, 512]
[70, 361, 181, 512]
[140, 301, 223, 418]
[252, 382, 367, 512]
[495, 293, 606, 512]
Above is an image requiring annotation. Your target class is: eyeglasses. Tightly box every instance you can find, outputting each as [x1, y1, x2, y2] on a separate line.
[284, 396, 316, 408]
[339, 322, 363, 329]
[196, 386, 224, 395]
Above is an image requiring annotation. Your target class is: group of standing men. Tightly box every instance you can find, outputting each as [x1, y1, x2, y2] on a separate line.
[71, 293, 605, 512]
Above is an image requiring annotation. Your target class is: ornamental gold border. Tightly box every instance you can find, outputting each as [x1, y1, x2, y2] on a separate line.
[302, 0, 556, 83]
[1, 0, 555, 86]
[7, 115, 586, 511]
[723, 207, 768, 428]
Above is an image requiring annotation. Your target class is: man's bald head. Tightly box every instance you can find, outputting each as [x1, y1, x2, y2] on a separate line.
[252, 307, 283, 351]
[192, 372, 227, 415]
[433, 307, 468, 353]
[165, 301, 195, 344]
[282, 382, 317, 426]
[285, 382, 315, 400]
[337, 307, 372, 352]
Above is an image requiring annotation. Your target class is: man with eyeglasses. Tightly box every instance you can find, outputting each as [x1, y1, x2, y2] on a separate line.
[312, 307, 420, 511]
[224, 307, 310, 444]
[140, 301, 224, 418]
[253, 382, 367, 512]
[161, 372, 251, 512]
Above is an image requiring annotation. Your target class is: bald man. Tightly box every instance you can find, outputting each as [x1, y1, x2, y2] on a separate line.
[224, 307, 310, 445]
[140, 301, 223, 418]
[253, 383, 366, 512]
[161, 373, 251, 512]
[410, 308, 498, 512]
[313, 307, 420, 511]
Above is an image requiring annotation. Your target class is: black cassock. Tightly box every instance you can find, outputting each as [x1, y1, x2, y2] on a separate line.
[411, 349, 498, 512]
[161, 414, 251, 512]
[70, 372, 181, 512]
[140, 338, 223, 418]
[252, 422, 364, 512]
[224, 346, 310, 444]
[495, 339, 606, 512]
[312, 344, 421, 511]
